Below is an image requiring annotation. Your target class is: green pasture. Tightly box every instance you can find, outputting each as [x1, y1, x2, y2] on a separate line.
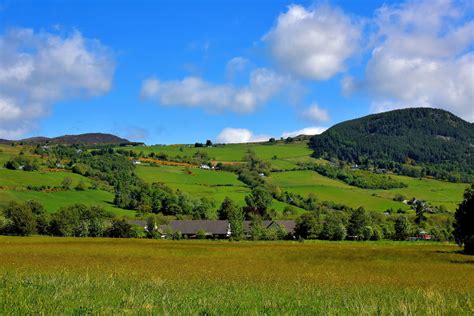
[135, 165, 299, 213]
[0, 169, 89, 188]
[0, 145, 32, 165]
[135, 165, 243, 186]
[373, 175, 469, 211]
[123, 141, 313, 162]
[269, 170, 468, 211]
[0, 237, 472, 314]
[0, 189, 133, 217]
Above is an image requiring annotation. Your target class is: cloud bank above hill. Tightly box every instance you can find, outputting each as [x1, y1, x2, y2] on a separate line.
[346, 0, 474, 121]
[216, 126, 327, 144]
[0, 28, 115, 138]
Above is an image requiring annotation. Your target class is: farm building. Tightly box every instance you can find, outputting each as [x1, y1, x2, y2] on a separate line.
[129, 220, 296, 239]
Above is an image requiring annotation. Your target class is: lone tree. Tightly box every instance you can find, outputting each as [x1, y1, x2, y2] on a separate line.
[453, 184, 474, 254]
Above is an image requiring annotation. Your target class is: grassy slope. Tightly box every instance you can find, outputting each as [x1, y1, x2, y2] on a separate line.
[0, 237, 472, 314]
[0, 142, 468, 214]
[128, 142, 314, 170]
[269, 170, 468, 211]
[0, 189, 133, 216]
[135, 165, 300, 212]
[0, 169, 89, 188]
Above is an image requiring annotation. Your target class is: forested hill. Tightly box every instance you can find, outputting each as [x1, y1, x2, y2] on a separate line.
[309, 108, 474, 180]
[3, 133, 132, 145]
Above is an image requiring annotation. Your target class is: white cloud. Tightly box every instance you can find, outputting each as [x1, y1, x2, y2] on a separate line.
[281, 127, 327, 138]
[216, 128, 270, 144]
[226, 57, 248, 79]
[301, 104, 330, 123]
[264, 4, 361, 80]
[361, 0, 474, 121]
[141, 68, 286, 113]
[217, 126, 328, 143]
[0, 28, 114, 138]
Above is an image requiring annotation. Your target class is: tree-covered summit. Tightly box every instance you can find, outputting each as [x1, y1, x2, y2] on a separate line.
[309, 108, 474, 180]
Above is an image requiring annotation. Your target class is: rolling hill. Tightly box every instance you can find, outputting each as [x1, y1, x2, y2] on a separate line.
[2, 133, 132, 145]
[309, 108, 474, 178]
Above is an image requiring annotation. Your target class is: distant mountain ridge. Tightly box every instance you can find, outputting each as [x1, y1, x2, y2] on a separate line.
[309, 108, 474, 179]
[1, 133, 131, 145]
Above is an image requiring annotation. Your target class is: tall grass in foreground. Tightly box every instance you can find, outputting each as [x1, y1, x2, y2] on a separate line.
[0, 237, 473, 314]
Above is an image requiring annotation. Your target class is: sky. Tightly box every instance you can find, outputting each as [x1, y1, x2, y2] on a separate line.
[0, 0, 473, 144]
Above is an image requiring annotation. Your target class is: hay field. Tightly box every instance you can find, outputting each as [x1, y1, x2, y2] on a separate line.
[0, 237, 472, 314]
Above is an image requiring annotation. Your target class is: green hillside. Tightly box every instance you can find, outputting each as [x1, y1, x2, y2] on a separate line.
[310, 108, 474, 182]
[0, 109, 471, 221]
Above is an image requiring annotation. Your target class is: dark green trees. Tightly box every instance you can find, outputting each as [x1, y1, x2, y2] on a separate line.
[347, 207, 370, 239]
[454, 184, 474, 254]
[2, 201, 39, 236]
[244, 186, 273, 219]
[394, 215, 412, 240]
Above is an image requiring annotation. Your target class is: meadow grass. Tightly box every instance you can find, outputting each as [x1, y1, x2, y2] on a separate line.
[0, 169, 89, 188]
[135, 165, 304, 212]
[135, 165, 243, 186]
[125, 142, 313, 162]
[0, 237, 472, 314]
[0, 189, 134, 216]
[269, 170, 468, 211]
[0, 144, 26, 165]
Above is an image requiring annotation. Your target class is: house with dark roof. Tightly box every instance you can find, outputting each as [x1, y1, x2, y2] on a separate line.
[159, 220, 231, 239]
[131, 219, 296, 239]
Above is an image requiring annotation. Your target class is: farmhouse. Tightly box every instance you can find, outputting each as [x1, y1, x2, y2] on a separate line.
[129, 220, 297, 239]
[160, 220, 231, 239]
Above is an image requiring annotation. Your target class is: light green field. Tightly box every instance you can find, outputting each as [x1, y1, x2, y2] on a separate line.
[125, 142, 313, 164]
[0, 189, 133, 216]
[0, 237, 472, 314]
[373, 175, 469, 210]
[268, 170, 468, 211]
[0, 145, 33, 165]
[0, 169, 89, 188]
[135, 165, 300, 213]
[136, 165, 243, 186]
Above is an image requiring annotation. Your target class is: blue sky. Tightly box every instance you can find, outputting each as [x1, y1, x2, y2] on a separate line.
[0, 0, 473, 144]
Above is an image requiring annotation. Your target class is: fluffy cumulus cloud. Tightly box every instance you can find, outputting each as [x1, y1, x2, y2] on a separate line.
[301, 104, 330, 123]
[281, 127, 327, 138]
[216, 128, 270, 144]
[0, 28, 114, 138]
[264, 4, 361, 80]
[361, 0, 474, 121]
[141, 68, 287, 113]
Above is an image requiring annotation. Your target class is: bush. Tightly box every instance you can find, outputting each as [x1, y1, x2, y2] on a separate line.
[107, 218, 135, 238]
[196, 229, 207, 239]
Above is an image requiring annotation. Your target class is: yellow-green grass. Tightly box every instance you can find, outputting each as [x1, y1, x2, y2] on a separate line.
[0, 189, 133, 216]
[269, 170, 407, 211]
[136, 165, 243, 186]
[373, 175, 469, 211]
[0, 145, 32, 165]
[136, 165, 303, 213]
[0, 169, 89, 188]
[125, 142, 313, 162]
[0, 237, 472, 314]
[269, 170, 468, 211]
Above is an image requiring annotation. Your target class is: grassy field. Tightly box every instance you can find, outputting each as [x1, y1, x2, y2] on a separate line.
[0, 169, 89, 188]
[268, 170, 468, 211]
[0, 142, 468, 216]
[125, 142, 315, 170]
[0, 237, 472, 314]
[0, 189, 133, 216]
